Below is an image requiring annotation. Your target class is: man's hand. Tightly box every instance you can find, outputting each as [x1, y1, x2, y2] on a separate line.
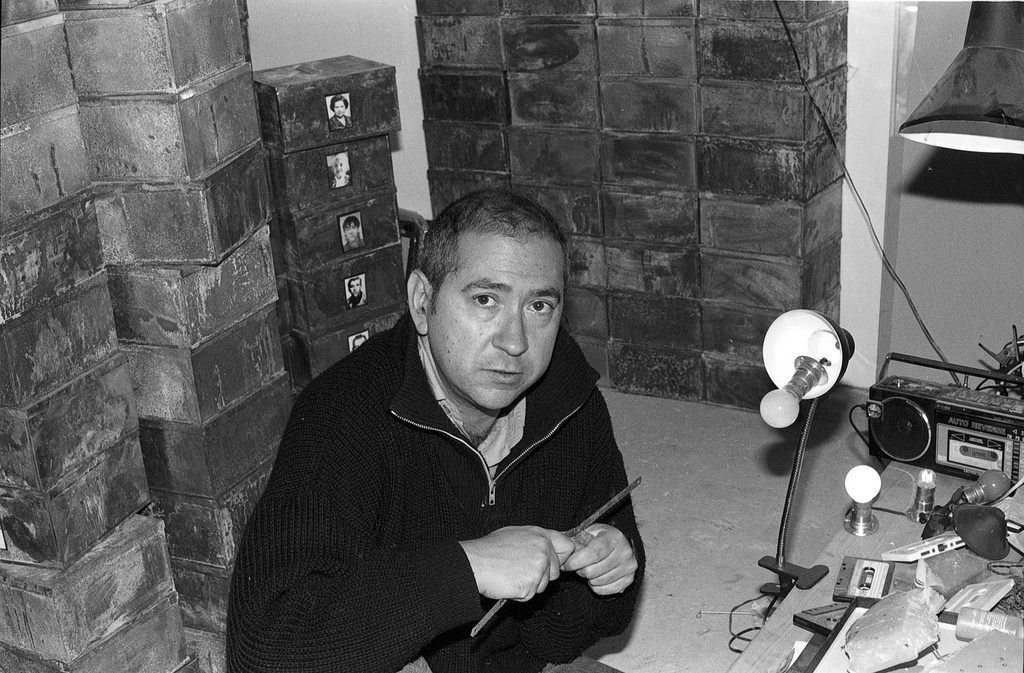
[560, 524, 637, 595]
[460, 526, 576, 601]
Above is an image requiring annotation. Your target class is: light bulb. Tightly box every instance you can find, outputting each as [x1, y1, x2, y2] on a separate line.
[844, 465, 881, 537]
[845, 465, 882, 503]
[907, 468, 936, 522]
[759, 387, 800, 428]
[759, 355, 828, 428]
[962, 470, 1011, 504]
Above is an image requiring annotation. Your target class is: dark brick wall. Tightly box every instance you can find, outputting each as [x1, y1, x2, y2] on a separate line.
[416, 0, 847, 409]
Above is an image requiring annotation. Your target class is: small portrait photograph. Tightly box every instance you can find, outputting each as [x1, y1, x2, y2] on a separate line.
[345, 273, 367, 310]
[338, 211, 365, 252]
[325, 92, 351, 130]
[327, 150, 351, 189]
[348, 329, 369, 353]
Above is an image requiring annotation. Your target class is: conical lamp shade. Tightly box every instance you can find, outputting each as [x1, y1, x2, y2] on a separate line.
[899, 2, 1024, 154]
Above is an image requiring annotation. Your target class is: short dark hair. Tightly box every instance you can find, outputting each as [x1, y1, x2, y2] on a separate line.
[342, 215, 360, 230]
[417, 188, 569, 292]
[330, 94, 348, 109]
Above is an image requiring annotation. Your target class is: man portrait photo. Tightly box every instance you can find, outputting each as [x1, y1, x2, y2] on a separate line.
[327, 151, 351, 189]
[326, 92, 351, 130]
[345, 273, 366, 309]
[347, 330, 369, 353]
[339, 211, 365, 252]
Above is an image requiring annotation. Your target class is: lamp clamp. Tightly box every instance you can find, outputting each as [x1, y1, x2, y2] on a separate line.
[757, 555, 830, 595]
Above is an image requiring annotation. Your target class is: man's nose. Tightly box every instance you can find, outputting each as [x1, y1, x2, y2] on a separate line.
[493, 311, 528, 356]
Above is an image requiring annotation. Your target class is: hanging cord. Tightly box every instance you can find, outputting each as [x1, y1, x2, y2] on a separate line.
[769, 0, 960, 386]
[776, 398, 819, 567]
[847, 402, 872, 449]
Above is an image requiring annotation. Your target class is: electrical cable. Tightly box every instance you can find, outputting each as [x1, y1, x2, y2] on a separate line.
[770, 0, 960, 386]
[874, 506, 911, 517]
[847, 403, 872, 449]
[976, 333, 1024, 391]
[723, 594, 776, 654]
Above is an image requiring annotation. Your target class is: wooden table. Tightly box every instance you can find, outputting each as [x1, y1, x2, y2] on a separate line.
[727, 468, 968, 673]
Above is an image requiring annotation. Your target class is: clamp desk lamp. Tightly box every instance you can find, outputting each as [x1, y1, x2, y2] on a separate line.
[757, 310, 855, 597]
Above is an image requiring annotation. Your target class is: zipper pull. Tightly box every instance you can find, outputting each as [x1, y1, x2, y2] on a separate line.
[487, 479, 496, 506]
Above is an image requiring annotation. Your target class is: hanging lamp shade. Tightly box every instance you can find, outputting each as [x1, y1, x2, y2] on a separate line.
[899, 2, 1024, 154]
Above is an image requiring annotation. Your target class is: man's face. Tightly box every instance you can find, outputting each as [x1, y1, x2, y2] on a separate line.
[411, 231, 564, 421]
[343, 223, 360, 245]
[348, 277, 362, 295]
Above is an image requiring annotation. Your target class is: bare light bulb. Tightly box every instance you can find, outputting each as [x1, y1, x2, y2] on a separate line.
[844, 465, 881, 536]
[759, 388, 800, 428]
[846, 465, 882, 503]
[962, 470, 1012, 504]
[907, 468, 936, 521]
[759, 356, 828, 428]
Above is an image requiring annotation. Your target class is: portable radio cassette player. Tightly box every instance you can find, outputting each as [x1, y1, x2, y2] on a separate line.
[867, 353, 1023, 482]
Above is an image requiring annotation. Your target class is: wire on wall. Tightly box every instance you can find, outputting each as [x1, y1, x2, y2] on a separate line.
[770, 0, 961, 386]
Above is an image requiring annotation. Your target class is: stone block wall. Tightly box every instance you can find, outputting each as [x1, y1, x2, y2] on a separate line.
[1, 2, 188, 671]
[416, 0, 847, 409]
[2, 1, 272, 671]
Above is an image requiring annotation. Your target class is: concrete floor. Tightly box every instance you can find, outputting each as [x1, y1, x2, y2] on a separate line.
[585, 385, 877, 673]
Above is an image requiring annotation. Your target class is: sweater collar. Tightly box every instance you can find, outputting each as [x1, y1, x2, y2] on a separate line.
[389, 314, 599, 446]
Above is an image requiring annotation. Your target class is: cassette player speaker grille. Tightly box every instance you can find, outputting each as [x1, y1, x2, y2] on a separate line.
[869, 396, 932, 462]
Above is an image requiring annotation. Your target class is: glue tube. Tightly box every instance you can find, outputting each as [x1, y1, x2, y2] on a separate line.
[953, 607, 1024, 640]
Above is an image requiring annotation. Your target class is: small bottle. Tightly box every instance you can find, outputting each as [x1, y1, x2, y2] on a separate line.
[907, 468, 936, 522]
[954, 607, 1024, 640]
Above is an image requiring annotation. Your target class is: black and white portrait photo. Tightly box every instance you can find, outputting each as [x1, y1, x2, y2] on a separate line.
[327, 151, 351, 189]
[325, 92, 351, 130]
[345, 273, 367, 309]
[338, 211, 365, 252]
[348, 330, 369, 353]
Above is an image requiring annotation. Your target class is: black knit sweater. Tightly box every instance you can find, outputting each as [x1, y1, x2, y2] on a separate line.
[227, 314, 645, 672]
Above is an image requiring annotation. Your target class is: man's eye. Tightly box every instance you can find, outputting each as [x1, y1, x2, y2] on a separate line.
[473, 295, 495, 307]
[529, 300, 554, 314]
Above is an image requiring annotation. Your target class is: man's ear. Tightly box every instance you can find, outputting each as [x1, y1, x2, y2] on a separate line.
[407, 269, 431, 336]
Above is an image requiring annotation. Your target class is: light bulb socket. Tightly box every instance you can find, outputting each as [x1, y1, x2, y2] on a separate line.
[906, 473, 936, 522]
[844, 501, 879, 536]
[783, 355, 829, 400]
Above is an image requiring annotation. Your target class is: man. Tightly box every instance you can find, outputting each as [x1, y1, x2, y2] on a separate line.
[227, 189, 644, 673]
[340, 213, 365, 251]
[327, 93, 350, 130]
[346, 274, 366, 308]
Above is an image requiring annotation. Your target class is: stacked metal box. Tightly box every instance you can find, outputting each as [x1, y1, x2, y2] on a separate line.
[416, 0, 847, 410]
[55, 0, 284, 670]
[696, 0, 846, 408]
[255, 56, 406, 392]
[1, 1, 187, 671]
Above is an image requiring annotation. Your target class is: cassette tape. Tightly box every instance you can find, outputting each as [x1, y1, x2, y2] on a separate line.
[833, 557, 895, 603]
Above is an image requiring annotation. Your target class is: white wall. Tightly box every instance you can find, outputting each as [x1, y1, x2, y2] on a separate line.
[248, 0, 1022, 389]
[883, 1, 1024, 379]
[841, 0, 902, 387]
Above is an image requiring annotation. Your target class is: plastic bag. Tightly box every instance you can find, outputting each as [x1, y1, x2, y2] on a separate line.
[844, 587, 944, 673]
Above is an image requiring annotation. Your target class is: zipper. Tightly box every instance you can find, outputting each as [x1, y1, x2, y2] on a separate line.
[390, 411, 496, 502]
[490, 397, 587, 502]
[392, 397, 587, 507]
